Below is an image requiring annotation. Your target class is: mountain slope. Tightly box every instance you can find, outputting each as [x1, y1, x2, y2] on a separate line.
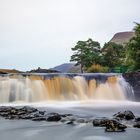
[0, 69, 23, 74]
[51, 63, 75, 73]
[51, 63, 81, 73]
[110, 31, 135, 45]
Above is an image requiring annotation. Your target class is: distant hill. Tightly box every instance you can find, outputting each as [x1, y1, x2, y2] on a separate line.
[27, 67, 59, 73]
[110, 31, 135, 45]
[51, 63, 81, 73]
[0, 69, 23, 74]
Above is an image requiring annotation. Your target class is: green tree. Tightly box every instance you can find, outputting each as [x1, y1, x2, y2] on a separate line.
[126, 23, 140, 71]
[101, 42, 125, 69]
[70, 38, 101, 73]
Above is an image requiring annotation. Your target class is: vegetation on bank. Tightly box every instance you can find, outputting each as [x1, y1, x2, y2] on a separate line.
[70, 23, 140, 73]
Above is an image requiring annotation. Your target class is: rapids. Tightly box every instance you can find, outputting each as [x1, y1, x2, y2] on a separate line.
[0, 73, 134, 103]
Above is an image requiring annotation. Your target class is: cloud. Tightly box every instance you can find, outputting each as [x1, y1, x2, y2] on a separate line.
[0, 0, 140, 70]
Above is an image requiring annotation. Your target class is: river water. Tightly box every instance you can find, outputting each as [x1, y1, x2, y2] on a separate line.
[0, 73, 139, 139]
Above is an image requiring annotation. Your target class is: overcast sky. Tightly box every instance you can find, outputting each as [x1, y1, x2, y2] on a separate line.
[0, 0, 140, 70]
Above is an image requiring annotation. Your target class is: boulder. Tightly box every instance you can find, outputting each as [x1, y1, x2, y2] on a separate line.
[32, 117, 47, 121]
[133, 122, 140, 128]
[93, 118, 109, 127]
[105, 120, 127, 132]
[135, 117, 140, 122]
[19, 106, 38, 113]
[113, 111, 135, 120]
[47, 114, 61, 122]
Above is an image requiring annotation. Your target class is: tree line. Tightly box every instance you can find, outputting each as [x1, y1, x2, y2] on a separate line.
[70, 23, 140, 73]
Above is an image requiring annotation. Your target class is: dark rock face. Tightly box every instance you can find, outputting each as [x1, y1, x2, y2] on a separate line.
[0, 106, 140, 132]
[93, 118, 109, 127]
[32, 117, 47, 121]
[105, 120, 127, 132]
[47, 114, 61, 122]
[93, 119, 127, 132]
[135, 117, 140, 122]
[113, 111, 135, 120]
[123, 72, 140, 101]
[134, 122, 140, 128]
[110, 31, 135, 45]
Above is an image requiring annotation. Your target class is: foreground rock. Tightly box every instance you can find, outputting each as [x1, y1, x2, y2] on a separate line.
[133, 122, 140, 128]
[93, 118, 108, 127]
[93, 118, 127, 132]
[113, 110, 135, 120]
[47, 113, 61, 122]
[105, 120, 127, 132]
[0, 106, 139, 132]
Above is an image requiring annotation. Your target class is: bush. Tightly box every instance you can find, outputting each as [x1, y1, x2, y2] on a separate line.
[87, 64, 109, 73]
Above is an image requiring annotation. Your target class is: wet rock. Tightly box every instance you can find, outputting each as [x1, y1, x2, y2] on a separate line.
[124, 111, 135, 120]
[113, 112, 124, 119]
[0, 106, 136, 132]
[113, 111, 135, 120]
[0, 112, 10, 117]
[47, 114, 61, 122]
[0, 106, 41, 120]
[0, 106, 14, 113]
[76, 118, 87, 123]
[105, 120, 127, 132]
[32, 117, 47, 121]
[92, 118, 127, 132]
[38, 111, 45, 115]
[93, 118, 109, 127]
[133, 122, 140, 128]
[20, 114, 35, 120]
[67, 121, 74, 125]
[5, 115, 20, 120]
[60, 118, 68, 123]
[19, 106, 38, 113]
[135, 117, 140, 122]
[65, 115, 77, 122]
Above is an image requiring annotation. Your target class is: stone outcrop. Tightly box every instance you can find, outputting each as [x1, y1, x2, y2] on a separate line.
[0, 106, 140, 132]
[28, 67, 60, 73]
[113, 110, 135, 120]
[123, 72, 140, 101]
[110, 31, 135, 45]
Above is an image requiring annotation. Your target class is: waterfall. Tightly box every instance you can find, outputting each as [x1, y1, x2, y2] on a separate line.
[0, 74, 134, 103]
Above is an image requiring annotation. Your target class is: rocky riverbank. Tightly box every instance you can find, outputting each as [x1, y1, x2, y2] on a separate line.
[0, 106, 140, 132]
[123, 72, 140, 101]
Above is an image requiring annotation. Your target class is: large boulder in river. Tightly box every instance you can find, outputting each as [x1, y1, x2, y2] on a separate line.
[92, 118, 127, 132]
[105, 120, 127, 132]
[46, 113, 61, 122]
[113, 110, 135, 120]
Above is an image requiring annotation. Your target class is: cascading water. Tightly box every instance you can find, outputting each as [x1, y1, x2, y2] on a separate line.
[0, 73, 134, 103]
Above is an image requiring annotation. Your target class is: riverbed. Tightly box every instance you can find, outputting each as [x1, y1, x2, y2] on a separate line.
[0, 101, 140, 140]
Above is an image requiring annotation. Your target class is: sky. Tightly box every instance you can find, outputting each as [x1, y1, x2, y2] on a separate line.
[0, 0, 140, 71]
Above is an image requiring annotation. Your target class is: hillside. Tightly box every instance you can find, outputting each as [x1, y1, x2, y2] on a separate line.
[51, 63, 81, 73]
[28, 67, 59, 73]
[110, 31, 135, 45]
[0, 69, 23, 74]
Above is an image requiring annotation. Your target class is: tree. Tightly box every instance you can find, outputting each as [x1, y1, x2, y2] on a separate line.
[70, 38, 101, 73]
[126, 23, 140, 71]
[101, 42, 125, 69]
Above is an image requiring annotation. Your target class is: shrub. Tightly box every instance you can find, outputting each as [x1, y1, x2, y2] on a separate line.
[87, 64, 109, 73]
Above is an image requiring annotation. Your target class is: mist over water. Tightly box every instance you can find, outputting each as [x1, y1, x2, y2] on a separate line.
[0, 74, 134, 103]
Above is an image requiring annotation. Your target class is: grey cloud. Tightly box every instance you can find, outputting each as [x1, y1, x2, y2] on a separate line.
[0, 0, 140, 70]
